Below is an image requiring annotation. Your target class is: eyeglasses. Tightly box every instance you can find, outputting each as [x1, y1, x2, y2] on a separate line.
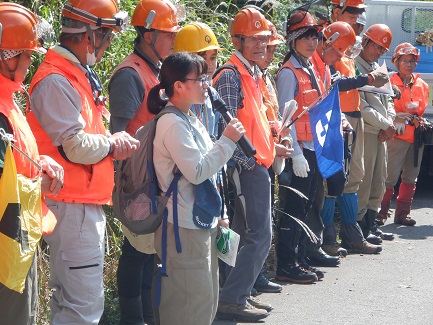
[370, 41, 388, 53]
[184, 76, 209, 85]
[400, 59, 417, 66]
[237, 35, 271, 47]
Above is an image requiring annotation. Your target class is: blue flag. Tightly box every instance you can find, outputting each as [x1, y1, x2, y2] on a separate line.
[308, 85, 344, 179]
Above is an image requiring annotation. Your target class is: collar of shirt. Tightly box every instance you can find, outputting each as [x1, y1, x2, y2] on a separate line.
[234, 49, 259, 80]
[53, 44, 87, 75]
[355, 55, 378, 73]
[134, 46, 160, 77]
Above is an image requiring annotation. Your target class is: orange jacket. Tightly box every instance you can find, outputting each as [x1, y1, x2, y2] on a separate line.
[391, 73, 429, 143]
[215, 54, 275, 167]
[312, 51, 331, 89]
[0, 74, 56, 234]
[278, 59, 325, 141]
[27, 50, 114, 205]
[334, 56, 360, 112]
[113, 53, 158, 135]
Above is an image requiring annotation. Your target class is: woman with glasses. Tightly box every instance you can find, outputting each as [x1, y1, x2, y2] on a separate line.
[148, 52, 245, 325]
[275, 10, 325, 284]
[378, 43, 428, 227]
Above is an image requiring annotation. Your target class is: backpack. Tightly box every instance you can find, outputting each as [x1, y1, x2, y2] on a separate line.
[112, 106, 184, 235]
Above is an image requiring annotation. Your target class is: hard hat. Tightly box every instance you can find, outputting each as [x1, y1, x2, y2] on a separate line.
[356, 12, 366, 26]
[287, 11, 319, 33]
[323, 21, 356, 55]
[363, 23, 392, 51]
[62, 0, 128, 32]
[230, 7, 271, 37]
[267, 20, 284, 45]
[0, 2, 46, 54]
[174, 22, 223, 53]
[331, 0, 366, 9]
[392, 42, 420, 64]
[131, 0, 181, 32]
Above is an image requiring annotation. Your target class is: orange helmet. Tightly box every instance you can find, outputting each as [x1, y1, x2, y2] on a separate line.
[392, 42, 420, 64]
[0, 2, 46, 53]
[363, 24, 392, 51]
[62, 0, 128, 32]
[230, 7, 271, 37]
[287, 11, 319, 33]
[322, 21, 356, 55]
[331, 0, 366, 9]
[131, 0, 181, 32]
[267, 20, 284, 45]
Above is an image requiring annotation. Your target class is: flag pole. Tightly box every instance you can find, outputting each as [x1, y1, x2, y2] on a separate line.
[0, 128, 42, 171]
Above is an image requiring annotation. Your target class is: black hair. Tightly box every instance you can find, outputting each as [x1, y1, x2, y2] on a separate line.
[148, 52, 208, 115]
[283, 28, 319, 64]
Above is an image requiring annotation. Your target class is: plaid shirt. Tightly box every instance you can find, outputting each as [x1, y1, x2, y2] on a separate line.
[214, 52, 258, 170]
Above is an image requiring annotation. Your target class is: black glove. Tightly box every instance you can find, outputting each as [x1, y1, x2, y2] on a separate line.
[391, 84, 402, 100]
[369, 71, 389, 88]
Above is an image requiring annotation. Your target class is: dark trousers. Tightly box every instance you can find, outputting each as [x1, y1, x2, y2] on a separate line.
[277, 149, 319, 267]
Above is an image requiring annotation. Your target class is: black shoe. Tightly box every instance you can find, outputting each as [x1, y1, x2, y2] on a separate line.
[307, 251, 340, 267]
[299, 263, 324, 280]
[366, 233, 382, 245]
[254, 273, 282, 293]
[276, 265, 318, 284]
[372, 227, 394, 241]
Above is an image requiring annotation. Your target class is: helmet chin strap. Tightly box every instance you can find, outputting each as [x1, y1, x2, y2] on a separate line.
[150, 30, 163, 67]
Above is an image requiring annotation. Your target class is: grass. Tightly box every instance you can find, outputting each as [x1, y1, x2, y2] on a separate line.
[12, 1, 303, 324]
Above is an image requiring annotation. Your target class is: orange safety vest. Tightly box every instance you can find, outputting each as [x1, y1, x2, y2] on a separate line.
[278, 58, 325, 141]
[214, 54, 275, 167]
[26, 49, 114, 205]
[391, 73, 429, 143]
[262, 73, 280, 143]
[112, 53, 158, 135]
[334, 56, 360, 112]
[0, 74, 56, 234]
[311, 51, 331, 89]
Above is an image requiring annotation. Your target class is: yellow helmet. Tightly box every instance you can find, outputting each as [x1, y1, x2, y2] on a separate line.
[174, 22, 223, 53]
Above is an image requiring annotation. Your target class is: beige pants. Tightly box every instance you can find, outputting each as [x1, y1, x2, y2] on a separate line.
[386, 137, 424, 187]
[357, 132, 386, 220]
[154, 223, 218, 325]
[344, 115, 365, 194]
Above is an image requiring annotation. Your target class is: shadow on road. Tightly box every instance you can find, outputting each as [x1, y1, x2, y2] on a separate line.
[381, 223, 433, 240]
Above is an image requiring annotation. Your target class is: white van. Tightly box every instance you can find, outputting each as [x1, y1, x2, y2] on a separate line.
[364, 0, 433, 114]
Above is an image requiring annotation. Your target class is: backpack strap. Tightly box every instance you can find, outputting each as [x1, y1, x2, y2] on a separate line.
[213, 64, 244, 108]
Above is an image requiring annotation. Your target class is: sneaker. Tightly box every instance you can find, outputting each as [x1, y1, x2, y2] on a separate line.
[322, 243, 348, 257]
[342, 240, 382, 254]
[275, 265, 318, 284]
[247, 296, 273, 312]
[216, 301, 269, 322]
[299, 264, 324, 280]
[254, 273, 282, 293]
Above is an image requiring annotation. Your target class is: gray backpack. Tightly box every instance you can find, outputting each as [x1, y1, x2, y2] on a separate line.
[112, 106, 184, 235]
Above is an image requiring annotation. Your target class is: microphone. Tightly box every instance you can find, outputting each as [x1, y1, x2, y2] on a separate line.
[212, 97, 257, 158]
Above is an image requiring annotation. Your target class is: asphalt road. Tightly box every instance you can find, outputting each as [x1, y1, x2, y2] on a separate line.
[213, 183, 433, 325]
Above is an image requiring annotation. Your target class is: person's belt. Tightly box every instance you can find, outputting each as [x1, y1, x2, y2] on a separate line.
[344, 111, 362, 118]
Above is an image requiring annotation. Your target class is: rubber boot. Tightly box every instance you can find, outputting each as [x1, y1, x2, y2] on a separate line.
[366, 209, 394, 241]
[338, 193, 382, 254]
[142, 288, 155, 325]
[377, 187, 394, 225]
[394, 182, 417, 226]
[119, 296, 145, 325]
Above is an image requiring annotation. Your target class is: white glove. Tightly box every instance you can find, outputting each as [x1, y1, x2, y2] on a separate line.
[394, 122, 406, 135]
[396, 112, 411, 120]
[292, 154, 310, 178]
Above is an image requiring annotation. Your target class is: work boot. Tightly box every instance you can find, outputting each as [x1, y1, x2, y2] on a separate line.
[377, 187, 394, 225]
[366, 209, 394, 241]
[321, 242, 348, 257]
[394, 182, 417, 226]
[276, 265, 318, 284]
[307, 248, 340, 267]
[216, 301, 269, 322]
[341, 240, 382, 254]
[119, 296, 145, 325]
[299, 263, 324, 280]
[254, 272, 282, 293]
[358, 214, 382, 245]
[247, 296, 273, 312]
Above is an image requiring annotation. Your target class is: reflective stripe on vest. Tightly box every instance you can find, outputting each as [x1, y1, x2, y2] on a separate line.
[27, 49, 114, 205]
[112, 53, 158, 135]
